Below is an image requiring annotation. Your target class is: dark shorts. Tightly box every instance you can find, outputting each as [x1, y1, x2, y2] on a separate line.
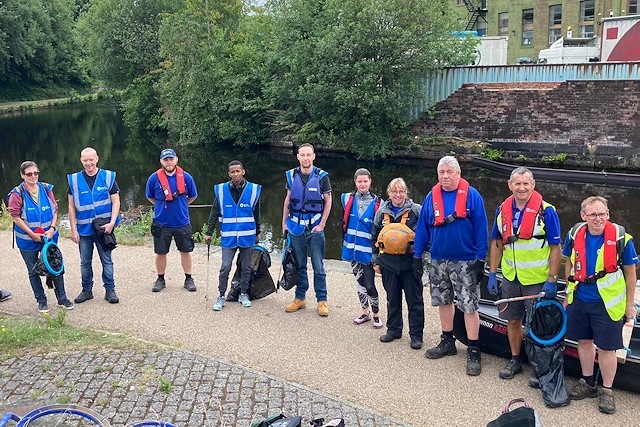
[566, 297, 624, 351]
[151, 222, 194, 255]
[497, 277, 544, 321]
[428, 259, 479, 313]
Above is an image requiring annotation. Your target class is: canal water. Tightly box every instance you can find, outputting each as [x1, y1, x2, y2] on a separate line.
[2, 101, 640, 259]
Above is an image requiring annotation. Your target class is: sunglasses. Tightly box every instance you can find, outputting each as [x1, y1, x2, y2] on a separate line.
[24, 171, 40, 177]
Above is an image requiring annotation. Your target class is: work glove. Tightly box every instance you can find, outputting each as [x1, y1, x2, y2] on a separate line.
[472, 260, 485, 285]
[541, 281, 557, 300]
[413, 258, 424, 282]
[487, 272, 499, 295]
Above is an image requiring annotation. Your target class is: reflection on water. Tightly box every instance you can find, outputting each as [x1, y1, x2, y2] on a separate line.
[2, 102, 640, 259]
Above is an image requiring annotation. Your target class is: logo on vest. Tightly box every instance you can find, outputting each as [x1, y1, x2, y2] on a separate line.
[239, 203, 251, 208]
[364, 218, 371, 223]
[308, 187, 318, 192]
[606, 240, 615, 246]
[96, 186, 108, 192]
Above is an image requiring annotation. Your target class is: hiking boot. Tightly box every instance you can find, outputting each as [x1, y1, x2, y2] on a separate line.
[74, 290, 93, 304]
[425, 334, 457, 359]
[379, 332, 401, 343]
[0, 290, 13, 302]
[183, 277, 197, 292]
[598, 387, 615, 414]
[212, 296, 225, 311]
[37, 301, 49, 313]
[410, 339, 423, 350]
[466, 346, 482, 376]
[569, 378, 597, 400]
[58, 299, 75, 310]
[498, 359, 522, 380]
[238, 293, 252, 308]
[353, 313, 371, 324]
[317, 301, 329, 317]
[285, 299, 306, 312]
[105, 290, 119, 304]
[152, 277, 166, 292]
[372, 316, 383, 329]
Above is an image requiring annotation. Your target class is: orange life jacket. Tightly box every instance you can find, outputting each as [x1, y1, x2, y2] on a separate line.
[572, 221, 621, 282]
[156, 166, 186, 201]
[376, 211, 415, 255]
[500, 190, 543, 244]
[432, 178, 469, 226]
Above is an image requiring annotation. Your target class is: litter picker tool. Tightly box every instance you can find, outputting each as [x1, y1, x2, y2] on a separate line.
[493, 293, 545, 306]
[205, 241, 211, 307]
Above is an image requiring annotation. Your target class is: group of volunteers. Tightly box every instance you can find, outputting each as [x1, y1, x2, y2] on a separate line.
[7, 144, 638, 415]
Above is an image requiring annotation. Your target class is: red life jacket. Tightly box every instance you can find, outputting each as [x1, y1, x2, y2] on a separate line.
[342, 192, 381, 233]
[156, 166, 186, 201]
[500, 190, 543, 244]
[572, 221, 621, 282]
[432, 178, 469, 226]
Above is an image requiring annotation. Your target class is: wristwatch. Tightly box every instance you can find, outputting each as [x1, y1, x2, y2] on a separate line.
[549, 274, 558, 281]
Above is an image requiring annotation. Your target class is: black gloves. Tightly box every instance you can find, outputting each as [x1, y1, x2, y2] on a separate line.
[413, 258, 424, 282]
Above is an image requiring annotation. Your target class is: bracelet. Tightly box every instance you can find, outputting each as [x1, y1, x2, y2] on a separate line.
[51, 226, 57, 231]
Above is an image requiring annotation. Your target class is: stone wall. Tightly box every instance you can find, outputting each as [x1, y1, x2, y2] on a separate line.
[413, 80, 640, 169]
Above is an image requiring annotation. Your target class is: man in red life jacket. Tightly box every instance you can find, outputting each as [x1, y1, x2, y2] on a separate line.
[146, 148, 199, 293]
[562, 196, 638, 414]
[414, 156, 488, 376]
[488, 167, 562, 380]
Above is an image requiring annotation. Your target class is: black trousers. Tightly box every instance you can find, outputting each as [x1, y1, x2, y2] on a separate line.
[381, 266, 424, 341]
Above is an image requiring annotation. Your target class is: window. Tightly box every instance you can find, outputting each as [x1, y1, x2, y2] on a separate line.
[549, 5, 562, 44]
[630, 0, 638, 14]
[498, 12, 509, 35]
[580, 0, 595, 38]
[522, 9, 534, 45]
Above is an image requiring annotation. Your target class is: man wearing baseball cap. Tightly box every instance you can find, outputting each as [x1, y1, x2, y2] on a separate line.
[145, 148, 199, 293]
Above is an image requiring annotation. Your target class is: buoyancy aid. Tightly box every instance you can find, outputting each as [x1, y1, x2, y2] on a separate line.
[215, 181, 261, 248]
[432, 178, 469, 226]
[569, 221, 624, 283]
[376, 212, 415, 255]
[156, 166, 186, 201]
[341, 192, 380, 264]
[285, 166, 329, 235]
[500, 190, 543, 244]
[566, 221, 630, 321]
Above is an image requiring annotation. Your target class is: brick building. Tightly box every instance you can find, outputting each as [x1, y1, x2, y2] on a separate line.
[453, 0, 639, 63]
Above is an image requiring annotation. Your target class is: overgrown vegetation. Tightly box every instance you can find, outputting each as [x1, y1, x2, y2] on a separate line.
[0, 312, 146, 359]
[542, 152, 568, 164]
[481, 147, 504, 161]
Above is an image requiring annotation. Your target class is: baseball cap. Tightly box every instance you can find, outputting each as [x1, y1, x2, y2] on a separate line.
[160, 148, 177, 160]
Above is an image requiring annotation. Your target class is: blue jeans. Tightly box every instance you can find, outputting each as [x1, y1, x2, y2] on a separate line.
[20, 249, 68, 304]
[289, 230, 327, 301]
[79, 234, 115, 292]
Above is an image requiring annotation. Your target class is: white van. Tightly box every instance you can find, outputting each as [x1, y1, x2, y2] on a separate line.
[538, 37, 599, 64]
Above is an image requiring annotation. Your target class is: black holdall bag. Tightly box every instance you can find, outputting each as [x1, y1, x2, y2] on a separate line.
[486, 398, 542, 427]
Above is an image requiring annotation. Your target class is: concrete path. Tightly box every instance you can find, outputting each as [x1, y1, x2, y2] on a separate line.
[0, 231, 637, 426]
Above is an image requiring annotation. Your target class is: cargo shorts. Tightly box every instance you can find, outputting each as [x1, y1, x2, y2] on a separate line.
[428, 259, 479, 313]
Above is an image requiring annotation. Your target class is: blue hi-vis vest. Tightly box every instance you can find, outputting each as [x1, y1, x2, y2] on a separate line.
[215, 181, 261, 248]
[286, 166, 328, 235]
[68, 169, 120, 236]
[11, 183, 59, 251]
[341, 192, 378, 264]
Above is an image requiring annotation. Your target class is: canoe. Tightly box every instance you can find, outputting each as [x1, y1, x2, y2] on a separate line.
[452, 274, 640, 394]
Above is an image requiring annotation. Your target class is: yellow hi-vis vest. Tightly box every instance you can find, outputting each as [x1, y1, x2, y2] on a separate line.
[497, 201, 554, 285]
[567, 225, 630, 321]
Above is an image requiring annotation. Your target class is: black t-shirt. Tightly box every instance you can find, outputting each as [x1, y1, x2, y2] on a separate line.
[67, 170, 120, 195]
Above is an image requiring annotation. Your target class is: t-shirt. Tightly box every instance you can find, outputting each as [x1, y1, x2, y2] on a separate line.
[145, 170, 198, 227]
[562, 230, 639, 302]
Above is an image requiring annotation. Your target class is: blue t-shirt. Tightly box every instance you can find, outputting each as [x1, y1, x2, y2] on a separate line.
[490, 200, 562, 245]
[562, 230, 639, 302]
[413, 186, 488, 261]
[145, 171, 198, 227]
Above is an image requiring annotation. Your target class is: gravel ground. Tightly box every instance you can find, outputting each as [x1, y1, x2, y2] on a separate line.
[0, 230, 638, 426]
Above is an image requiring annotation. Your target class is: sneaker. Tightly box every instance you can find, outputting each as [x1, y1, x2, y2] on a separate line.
[183, 277, 197, 292]
[425, 334, 457, 359]
[238, 293, 252, 308]
[212, 296, 225, 311]
[598, 387, 615, 414]
[37, 301, 49, 313]
[528, 377, 541, 389]
[285, 299, 306, 312]
[317, 301, 329, 317]
[105, 290, 119, 304]
[466, 346, 482, 376]
[74, 290, 93, 304]
[372, 317, 383, 329]
[152, 277, 166, 292]
[410, 339, 423, 350]
[569, 378, 598, 400]
[0, 289, 13, 302]
[58, 299, 75, 310]
[353, 313, 372, 324]
[498, 359, 522, 380]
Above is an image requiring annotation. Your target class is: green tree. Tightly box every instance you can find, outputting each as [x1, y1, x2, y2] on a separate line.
[264, 0, 477, 157]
